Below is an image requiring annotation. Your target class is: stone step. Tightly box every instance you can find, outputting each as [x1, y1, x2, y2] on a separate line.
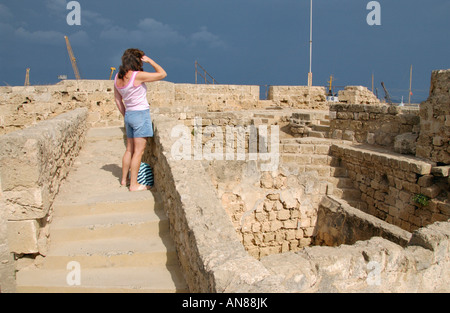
[45, 235, 178, 269]
[333, 187, 361, 201]
[15, 126, 188, 293]
[53, 198, 161, 218]
[312, 124, 330, 133]
[280, 137, 351, 146]
[281, 153, 339, 166]
[35, 250, 179, 270]
[326, 176, 356, 189]
[281, 143, 331, 155]
[308, 130, 330, 139]
[319, 119, 330, 126]
[16, 265, 188, 293]
[50, 215, 169, 243]
[48, 229, 174, 256]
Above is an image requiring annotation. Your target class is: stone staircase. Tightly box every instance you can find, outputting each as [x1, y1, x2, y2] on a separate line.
[288, 110, 331, 139]
[15, 127, 188, 293]
[280, 109, 364, 208]
[280, 136, 364, 209]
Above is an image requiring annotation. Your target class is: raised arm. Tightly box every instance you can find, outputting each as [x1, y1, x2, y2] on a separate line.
[135, 56, 167, 84]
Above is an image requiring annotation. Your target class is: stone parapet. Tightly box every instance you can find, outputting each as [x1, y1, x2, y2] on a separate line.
[0, 81, 265, 135]
[331, 143, 449, 231]
[144, 116, 271, 292]
[329, 103, 420, 148]
[416, 69, 450, 164]
[315, 195, 412, 247]
[0, 108, 88, 256]
[268, 86, 328, 110]
[338, 86, 380, 104]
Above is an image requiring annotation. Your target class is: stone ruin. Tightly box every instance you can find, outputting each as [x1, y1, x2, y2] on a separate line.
[0, 69, 449, 292]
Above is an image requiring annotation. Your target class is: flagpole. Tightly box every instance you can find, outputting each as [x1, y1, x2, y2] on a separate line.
[308, 0, 313, 88]
[408, 65, 413, 105]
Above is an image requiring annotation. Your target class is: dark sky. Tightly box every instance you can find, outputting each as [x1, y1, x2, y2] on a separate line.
[1, 0, 449, 102]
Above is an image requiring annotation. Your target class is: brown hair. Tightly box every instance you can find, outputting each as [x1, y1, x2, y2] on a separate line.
[118, 48, 145, 79]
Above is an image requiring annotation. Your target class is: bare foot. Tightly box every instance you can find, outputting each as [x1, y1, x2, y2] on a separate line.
[129, 184, 152, 192]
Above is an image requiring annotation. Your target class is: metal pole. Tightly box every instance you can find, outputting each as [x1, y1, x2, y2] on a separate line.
[408, 65, 413, 105]
[372, 72, 374, 93]
[308, 0, 313, 87]
[309, 0, 312, 75]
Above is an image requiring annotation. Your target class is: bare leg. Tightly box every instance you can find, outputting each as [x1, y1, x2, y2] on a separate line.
[129, 137, 150, 191]
[121, 138, 134, 186]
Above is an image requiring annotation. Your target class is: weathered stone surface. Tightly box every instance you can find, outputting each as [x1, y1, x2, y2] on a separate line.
[416, 69, 450, 164]
[6, 220, 39, 254]
[0, 176, 15, 292]
[0, 108, 88, 220]
[0, 108, 88, 292]
[331, 143, 446, 231]
[329, 103, 420, 147]
[315, 195, 412, 247]
[268, 86, 328, 110]
[394, 132, 418, 155]
[338, 86, 380, 105]
[143, 114, 450, 293]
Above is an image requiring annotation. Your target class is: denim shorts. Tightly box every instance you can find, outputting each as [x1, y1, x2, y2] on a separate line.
[124, 109, 154, 138]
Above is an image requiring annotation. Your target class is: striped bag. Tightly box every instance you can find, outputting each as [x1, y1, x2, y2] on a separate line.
[137, 162, 154, 187]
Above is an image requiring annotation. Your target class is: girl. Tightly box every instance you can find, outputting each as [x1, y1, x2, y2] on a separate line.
[114, 49, 167, 191]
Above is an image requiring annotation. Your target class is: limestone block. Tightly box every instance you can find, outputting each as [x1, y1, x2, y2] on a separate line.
[431, 165, 450, 177]
[277, 209, 291, 221]
[338, 86, 380, 104]
[7, 220, 39, 254]
[421, 185, 441, 199]
[409, 220, 450, 263]
[280, 189, 298, 209]
[417, 175, 434, 187]
[394, 132, 418, 155]
[416, 70, 450, 163]
[283, 220, 298, 229]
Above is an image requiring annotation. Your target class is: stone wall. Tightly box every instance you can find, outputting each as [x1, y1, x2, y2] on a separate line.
[329, 103, 420, 148]
[209, 161, 327, 259]
[0, 108, 88, 259]
[143, 114, 450, 292]
[331, 143, 449, 232]
[143, 115, 270, 292]
[164, 110, 345, 260]
[315, 195, 412, 247]
[338, 86, 380, 104]
[416, 69, 450, 164]
[0, 81, 119, 134]
[0, 177, 15, 292]
[260, 221, 450, 292]
[268, 86, 328, 110]
[0, 80, 266, 135]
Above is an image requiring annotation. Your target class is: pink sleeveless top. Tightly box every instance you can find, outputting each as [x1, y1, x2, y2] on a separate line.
[114, 71, 150, 111]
